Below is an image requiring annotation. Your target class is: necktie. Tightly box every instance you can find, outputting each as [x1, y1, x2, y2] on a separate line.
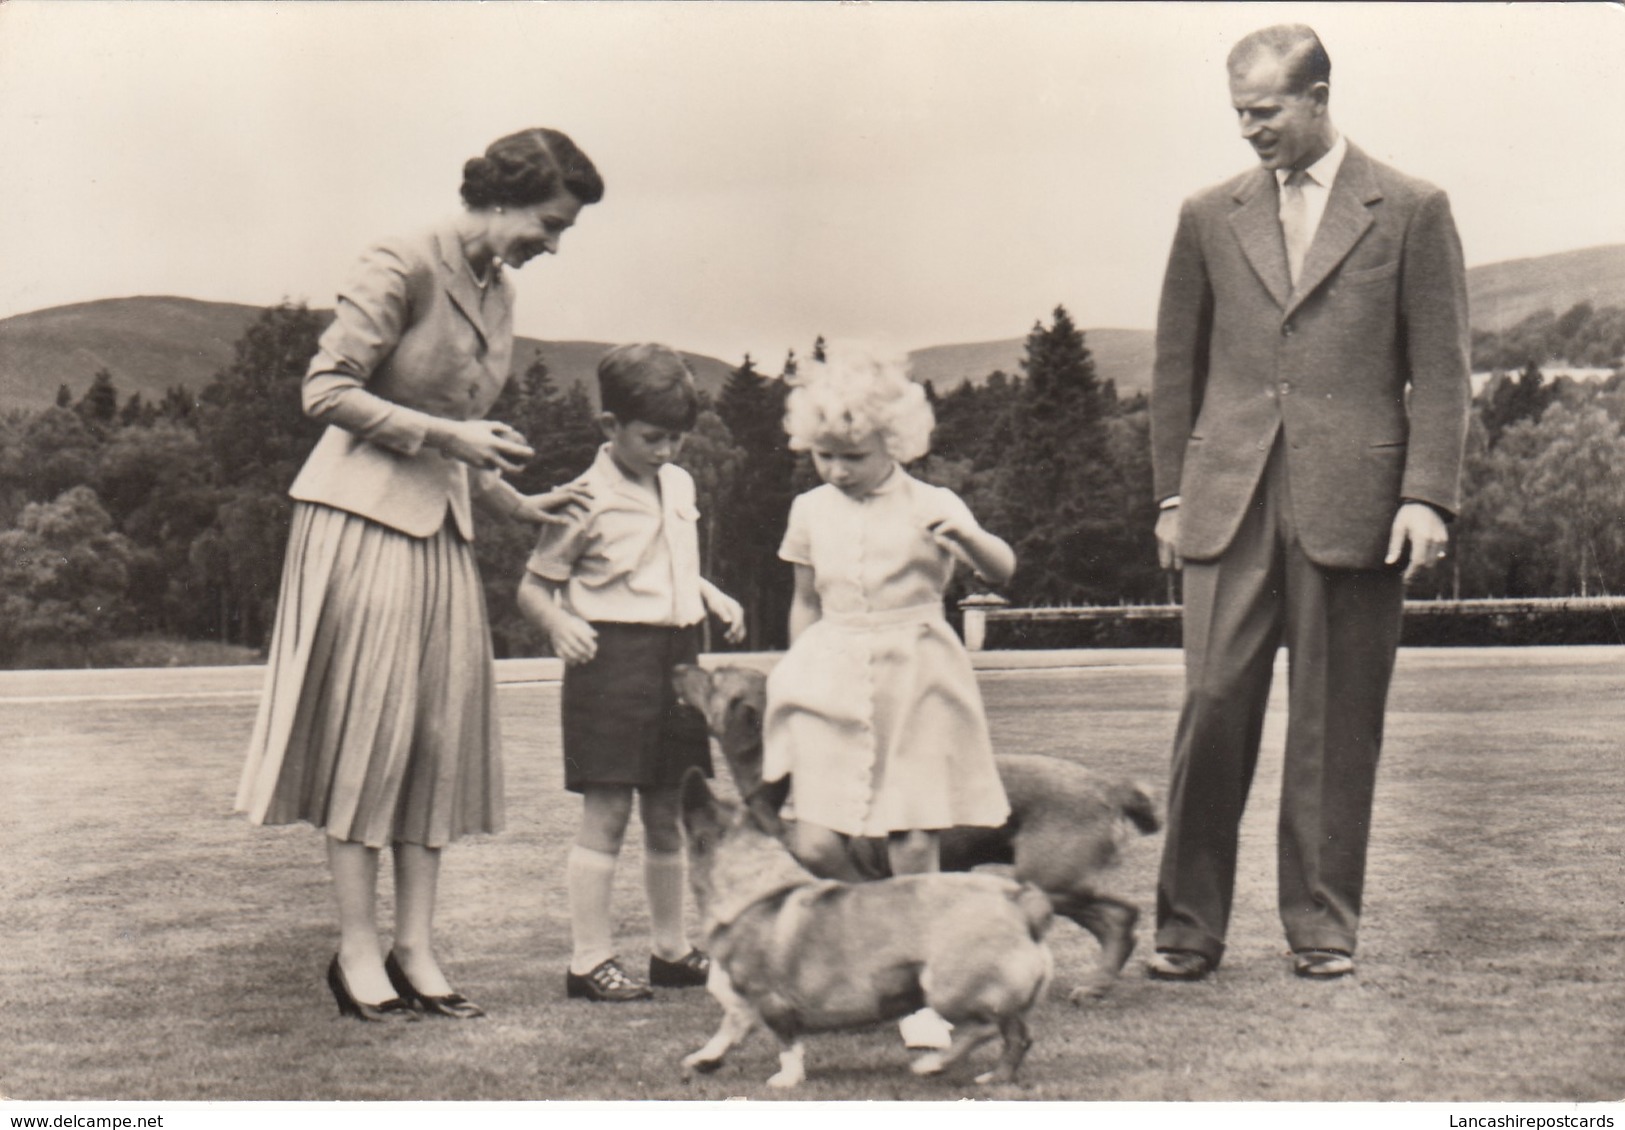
[1280, 169, 1311, 288]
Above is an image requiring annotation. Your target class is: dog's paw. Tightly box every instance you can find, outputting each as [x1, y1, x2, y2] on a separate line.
[1068, 979, 1115, 1005]
[682, 1053, 724, 1075]
[765, 1069, 803, 1089]
[909, 1052, 946, 1076]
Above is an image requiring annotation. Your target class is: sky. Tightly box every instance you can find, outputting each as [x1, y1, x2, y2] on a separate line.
[0, 1, 1621, 367]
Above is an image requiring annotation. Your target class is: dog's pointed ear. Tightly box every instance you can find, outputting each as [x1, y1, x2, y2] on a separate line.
[744, 783, 788, 839]
[754, 775, 791, 816]
[671, 663, 709, 706]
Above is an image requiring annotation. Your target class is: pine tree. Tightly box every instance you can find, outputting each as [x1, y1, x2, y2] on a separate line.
[187, 302, 326, 645]
[998, 305, 1125, 605]
[158, 385, 196, 424]
[715, 354, 796, 647]
[76, 369, 121, 436]
[678, 408, 744, 650]
[477, 352, 604, 658]
[1481, 362, 1554, 446]
[195, 302, 327, 492]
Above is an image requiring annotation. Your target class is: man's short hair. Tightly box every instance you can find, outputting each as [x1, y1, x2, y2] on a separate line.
[597, 343, 701, 431]
[1227, 24, 1331, 94]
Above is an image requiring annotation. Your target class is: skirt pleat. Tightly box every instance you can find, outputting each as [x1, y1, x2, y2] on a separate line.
[235, 503, 503, 847]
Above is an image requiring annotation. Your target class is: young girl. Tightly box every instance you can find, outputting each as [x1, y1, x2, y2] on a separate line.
[762, 351, 1014, 881]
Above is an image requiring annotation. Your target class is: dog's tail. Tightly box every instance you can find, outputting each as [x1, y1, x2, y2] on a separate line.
[1011, 881, 1055, 941]
[1115, 782, 1162, 836]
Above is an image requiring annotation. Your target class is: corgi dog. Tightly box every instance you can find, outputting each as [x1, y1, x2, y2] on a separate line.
[678, 768, 1054, 1087]
[673, 662, 1160, 1001]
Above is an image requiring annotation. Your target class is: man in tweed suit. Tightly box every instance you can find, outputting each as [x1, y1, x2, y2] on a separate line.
[1147, 24, 1471, 981]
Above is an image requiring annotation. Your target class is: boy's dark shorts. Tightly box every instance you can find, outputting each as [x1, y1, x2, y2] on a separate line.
[560, 622, 713, 794]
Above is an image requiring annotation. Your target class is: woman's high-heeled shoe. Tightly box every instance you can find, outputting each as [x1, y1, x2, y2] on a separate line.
[385, 951, 487, 1019]
[327, 955, 422, 1023]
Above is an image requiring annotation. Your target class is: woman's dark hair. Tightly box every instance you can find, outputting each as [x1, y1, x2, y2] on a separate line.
[460, 128, 604, 210]
[598, 344, 700, 432]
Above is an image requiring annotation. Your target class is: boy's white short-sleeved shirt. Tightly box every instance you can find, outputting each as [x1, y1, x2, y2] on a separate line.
[526, 445, 705, 627]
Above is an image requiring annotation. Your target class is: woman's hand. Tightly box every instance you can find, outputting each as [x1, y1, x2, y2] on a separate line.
[429, 418, 535, 473]
[514, 484, 592, 526]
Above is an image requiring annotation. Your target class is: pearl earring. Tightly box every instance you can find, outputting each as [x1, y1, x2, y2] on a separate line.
[494, 206, 505, 214]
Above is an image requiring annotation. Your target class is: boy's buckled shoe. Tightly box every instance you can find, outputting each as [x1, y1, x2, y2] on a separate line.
[650, 949, 710, 988]
[566, 957, 653, 1002]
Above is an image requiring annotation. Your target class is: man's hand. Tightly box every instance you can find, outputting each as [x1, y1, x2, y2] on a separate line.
[1386, 501, 1450, 583]
[1155, 506, 1182, 572]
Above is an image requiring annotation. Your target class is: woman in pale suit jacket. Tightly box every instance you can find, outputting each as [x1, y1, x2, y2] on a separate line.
[237, 128, 603, 1022]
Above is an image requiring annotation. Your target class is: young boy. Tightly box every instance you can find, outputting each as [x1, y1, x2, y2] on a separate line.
[518, 343, 746, 1002]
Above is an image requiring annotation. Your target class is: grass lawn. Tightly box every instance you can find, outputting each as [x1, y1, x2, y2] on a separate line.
[0, 648, 1621, 1102]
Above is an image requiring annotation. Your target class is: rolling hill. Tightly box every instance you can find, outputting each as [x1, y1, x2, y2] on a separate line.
[903, 243, 1625, 397]
[2, 244, 1620, 412]
[907, 327, 1156, 399]
[0, 297, 734, 413]
[1466, 244, 1625, 334]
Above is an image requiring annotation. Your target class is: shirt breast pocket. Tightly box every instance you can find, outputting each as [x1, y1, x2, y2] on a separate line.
[671, 500, 701, 550]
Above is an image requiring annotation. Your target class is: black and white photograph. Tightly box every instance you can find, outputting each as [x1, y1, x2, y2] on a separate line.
[0, 1, 1621, 1122]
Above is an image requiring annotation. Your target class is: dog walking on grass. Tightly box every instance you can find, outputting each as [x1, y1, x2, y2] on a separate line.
[675, 662, 1161, 1001]
[678, 767, 1054, 1087]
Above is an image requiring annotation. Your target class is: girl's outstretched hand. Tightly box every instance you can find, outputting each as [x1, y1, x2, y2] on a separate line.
[926, 515, 981, 571]
[925, 510, 1017, 587]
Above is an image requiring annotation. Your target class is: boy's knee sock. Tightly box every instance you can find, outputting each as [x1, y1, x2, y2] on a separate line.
[567, 844, 619, 975]
[645, 849, 690, 961]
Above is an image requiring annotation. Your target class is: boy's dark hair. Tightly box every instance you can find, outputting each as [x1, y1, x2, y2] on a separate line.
[597, 343, 700, 431]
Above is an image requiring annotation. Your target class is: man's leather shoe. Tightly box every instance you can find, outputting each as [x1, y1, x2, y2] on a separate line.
[1293, 949, 1355, 979]
[1146, 949, 1214, 981]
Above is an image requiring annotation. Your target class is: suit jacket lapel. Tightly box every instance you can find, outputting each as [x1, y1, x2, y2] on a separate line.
[1287, 143, 1382, 316]
[1227, 169, 1292, 310]
[434, 227, 491, 356]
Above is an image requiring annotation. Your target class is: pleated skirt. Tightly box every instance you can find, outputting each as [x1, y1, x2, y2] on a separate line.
[235, 502, 503, 848]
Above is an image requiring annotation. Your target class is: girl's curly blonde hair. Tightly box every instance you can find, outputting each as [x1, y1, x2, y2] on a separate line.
[782, 350, 935, 464]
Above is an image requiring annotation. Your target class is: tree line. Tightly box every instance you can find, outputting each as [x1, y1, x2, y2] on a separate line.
[2, 301, 1624, 666]
[1472, 300, 1625, 373]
